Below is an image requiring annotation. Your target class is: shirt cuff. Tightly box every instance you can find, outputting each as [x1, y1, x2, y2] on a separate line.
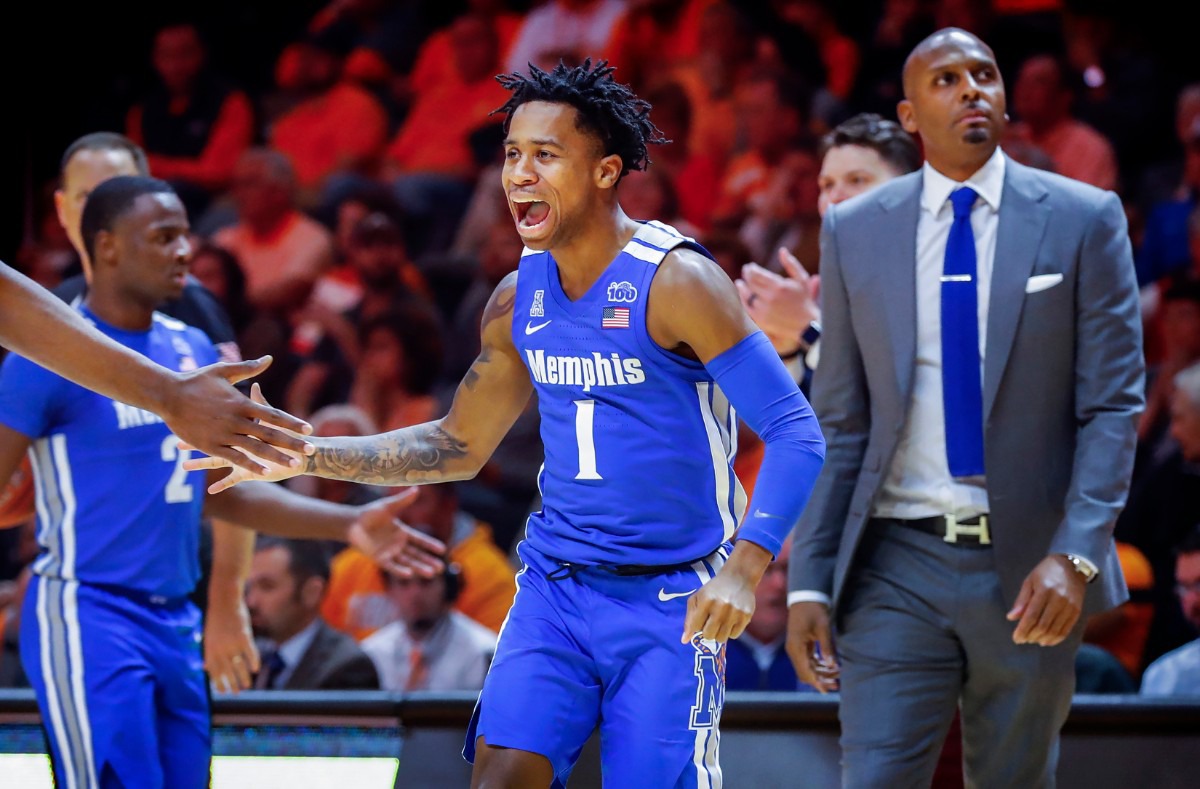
[787, 590, 831, 607]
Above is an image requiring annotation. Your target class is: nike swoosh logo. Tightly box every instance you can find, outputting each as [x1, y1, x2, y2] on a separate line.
[525, 320, 552, 335]
[752, 509, 786, 520]
[658, 588, 698, 602]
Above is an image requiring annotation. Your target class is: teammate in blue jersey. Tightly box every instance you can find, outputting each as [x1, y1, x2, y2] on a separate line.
[196, 60, 826, 788]
[0, 176, 445, 789]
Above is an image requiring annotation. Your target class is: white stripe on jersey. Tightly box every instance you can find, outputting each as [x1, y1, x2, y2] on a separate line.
[694, 383, 738, 542]
[36, 578, 78, 789]
[50, 435, 79, 577]
[63, 580, 99, 788]
[622, 241, 665, 264]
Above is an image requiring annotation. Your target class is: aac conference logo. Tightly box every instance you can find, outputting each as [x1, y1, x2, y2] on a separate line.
[606, 281, 638, 303]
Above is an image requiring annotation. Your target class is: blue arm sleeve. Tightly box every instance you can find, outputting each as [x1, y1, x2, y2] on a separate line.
[705, 331, 826, 557]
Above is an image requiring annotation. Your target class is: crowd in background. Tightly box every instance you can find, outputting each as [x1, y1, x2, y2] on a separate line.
[1, 0, 1199, 699]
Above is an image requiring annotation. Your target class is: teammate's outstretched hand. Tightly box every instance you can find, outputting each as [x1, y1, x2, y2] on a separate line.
[165, 357, 313, 474]
[349, 489, 447, 579]
[183, 384, 309, 493]
[205, 591, 260, 694]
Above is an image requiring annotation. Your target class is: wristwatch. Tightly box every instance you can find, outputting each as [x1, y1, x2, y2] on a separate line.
[1063, 554, 1098, 583]
[799, 320, 822, 350]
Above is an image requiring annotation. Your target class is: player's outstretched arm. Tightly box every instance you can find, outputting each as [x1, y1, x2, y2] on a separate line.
[0, 261, 314, 473]
[190, 272, 534, 493]
[649, 250, 826, 643]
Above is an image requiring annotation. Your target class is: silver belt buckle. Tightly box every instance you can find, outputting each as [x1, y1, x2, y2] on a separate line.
[943, 514, 990, 545]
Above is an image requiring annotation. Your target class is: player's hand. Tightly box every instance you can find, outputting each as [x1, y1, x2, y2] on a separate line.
[785, 601, 839, 692]
[204, 589, 260, 694]
[736, 248, 820, 356]
[682, 570, 756, 644]
[1007, 555, 1086, 646]
[183, 384, 309, 493]
[164, 357, 313, 474]
[348, 489, 447, 579]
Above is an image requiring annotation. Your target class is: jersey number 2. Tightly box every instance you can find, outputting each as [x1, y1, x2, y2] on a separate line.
[573, 400, 602, 480]
[161, 436, 195, 503]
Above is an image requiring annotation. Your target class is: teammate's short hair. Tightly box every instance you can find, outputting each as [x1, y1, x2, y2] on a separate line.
[255, 536, 332, 587]
[60, 132, 150, 181]
[493, 58, 665, 180]
[79, 175, 176, 264]
[819, 113, 922, 176]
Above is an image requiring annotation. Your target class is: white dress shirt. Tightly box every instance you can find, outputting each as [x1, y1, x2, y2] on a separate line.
[873, 148, 1005, 521]
[788, 149, 1006, 609]
[361, 610, 496, 692]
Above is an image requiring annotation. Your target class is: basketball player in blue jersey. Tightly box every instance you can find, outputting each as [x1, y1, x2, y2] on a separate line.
[194, 60, 826, 788]
[0, 176, 445, 789]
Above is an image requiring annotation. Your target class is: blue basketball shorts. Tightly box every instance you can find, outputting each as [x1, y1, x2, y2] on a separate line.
[21, 575, 211, 789]
[465, 540, 732, 789]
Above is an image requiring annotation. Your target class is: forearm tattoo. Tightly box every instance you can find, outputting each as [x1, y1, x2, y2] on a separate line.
[304, 424, 469, 485]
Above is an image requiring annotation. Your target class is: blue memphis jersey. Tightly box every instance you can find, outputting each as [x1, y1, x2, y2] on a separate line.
[0, 306, 217, 598]
[513, 220, 746, 566]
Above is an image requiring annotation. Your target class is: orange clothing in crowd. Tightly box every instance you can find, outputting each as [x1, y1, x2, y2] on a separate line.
[127, 91, 255, 192]
[819, 33, 860, 101]
[385, 78, 506, 177]
[270, 83, 390, 190]
[1089, 542, 1155, 677]
[605, 0, 713, 87]
[1008, 119, 1119, 191]
[212, 210, 333, 307]
[322, 522, 516, 640]
[713, 149, 773, 221]
[409, 14, 522, 97]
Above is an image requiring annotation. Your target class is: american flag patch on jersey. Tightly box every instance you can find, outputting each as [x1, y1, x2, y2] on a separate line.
[601, 307, 630, 328]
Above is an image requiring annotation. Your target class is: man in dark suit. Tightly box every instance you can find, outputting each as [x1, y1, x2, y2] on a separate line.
[246, 537, 379, 690]
[786, 28, 1144, 787]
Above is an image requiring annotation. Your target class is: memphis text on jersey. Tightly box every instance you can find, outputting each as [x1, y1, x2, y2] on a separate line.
[524, 350, 646, 393]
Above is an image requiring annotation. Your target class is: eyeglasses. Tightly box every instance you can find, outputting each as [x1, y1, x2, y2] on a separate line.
[1176, 580, 1200, 597]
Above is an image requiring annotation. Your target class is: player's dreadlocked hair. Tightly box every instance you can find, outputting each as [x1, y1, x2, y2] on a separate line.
[493, 59, 666, 180]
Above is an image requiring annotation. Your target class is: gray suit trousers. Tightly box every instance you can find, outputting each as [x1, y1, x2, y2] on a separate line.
[836, 521, 1082, 789]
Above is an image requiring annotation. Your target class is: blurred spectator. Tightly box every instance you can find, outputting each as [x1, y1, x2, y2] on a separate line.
[1074, 643, 1137, 694]
[324, 484, 518, 640]
[268, 37, 389, 199]
[408, 2, 522, 102]
[1007, 54, 1119, 191]
[380, 13, 507, 257]
[246, 537, 380, 690]
[1139, 119, 1200, 287]
[639, 81, 724, 233]
[361, 564, 496, 691]
[1141, 526, 1200, 695]
[302, 0, 435, 91]
[711, 70, 815, 261]
[188, 242, 254, 341]
[126, 22, 254, 218]
[1139, 83, 1200, 214]
[605, 0, 710, 92]
[1117, 362, 1200, 667]
[851, 0, 932, 117]
[287, 214, 426, 417]
[350, 303, 444, 432]
[727, 536, 812, 691]
[212, 149, 334, 314]
[1138, 280, 1200, 455]
[768, 0, 860, 124]
[620, 168, 699, 238]
[504, 0, 629, 75]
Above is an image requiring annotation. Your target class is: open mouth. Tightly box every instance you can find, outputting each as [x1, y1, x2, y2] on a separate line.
[512, 198, 552, 234]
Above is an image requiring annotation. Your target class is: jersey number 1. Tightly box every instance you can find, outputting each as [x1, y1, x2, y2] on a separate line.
[161, 435, 195, 503]
[573, 400, 602, 480]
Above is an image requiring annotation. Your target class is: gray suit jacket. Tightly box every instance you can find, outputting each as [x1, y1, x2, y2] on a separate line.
[788, 155, 1144, 616]
[282, 620, 380, 691]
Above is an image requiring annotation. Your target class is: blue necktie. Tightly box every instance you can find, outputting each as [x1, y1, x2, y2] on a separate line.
[941, 187, 985, 477]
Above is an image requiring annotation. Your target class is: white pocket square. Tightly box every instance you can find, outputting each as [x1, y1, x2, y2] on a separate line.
[1025, 273, 1063, 294]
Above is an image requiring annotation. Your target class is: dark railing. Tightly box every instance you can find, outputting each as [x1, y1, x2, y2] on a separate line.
[4, 691, 1200, 788]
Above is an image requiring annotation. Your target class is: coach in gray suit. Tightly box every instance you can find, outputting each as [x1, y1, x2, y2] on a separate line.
[786, 28, 1144, 788]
